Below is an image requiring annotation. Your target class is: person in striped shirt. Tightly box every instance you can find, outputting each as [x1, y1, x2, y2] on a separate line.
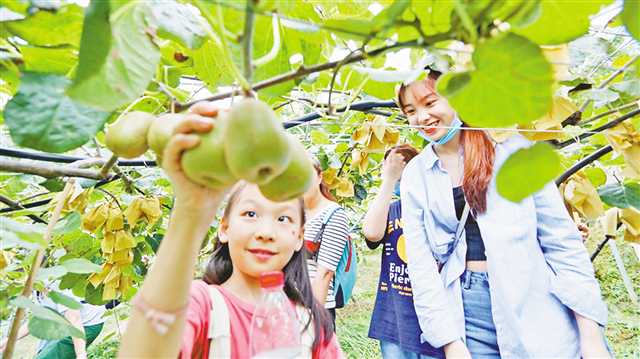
[303, 157, 351, 328]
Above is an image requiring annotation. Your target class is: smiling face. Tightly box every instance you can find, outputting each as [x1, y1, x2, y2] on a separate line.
[400, 80, 457, 141]
[218, 184, 304, 279]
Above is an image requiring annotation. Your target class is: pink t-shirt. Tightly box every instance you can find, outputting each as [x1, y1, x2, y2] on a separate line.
[179, 280, 344, 359]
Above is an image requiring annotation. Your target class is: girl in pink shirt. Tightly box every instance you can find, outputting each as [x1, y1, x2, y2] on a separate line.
[118, 103, 343, 358]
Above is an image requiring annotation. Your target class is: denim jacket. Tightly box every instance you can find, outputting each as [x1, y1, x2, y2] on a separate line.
[400, 135, 607, 358]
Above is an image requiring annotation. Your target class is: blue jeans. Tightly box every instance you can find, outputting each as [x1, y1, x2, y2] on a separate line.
[461, 270, 500, 359]
[380, 340, 441, 359]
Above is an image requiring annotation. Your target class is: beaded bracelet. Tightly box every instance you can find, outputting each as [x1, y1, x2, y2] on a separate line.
[132, 294, 187, 335]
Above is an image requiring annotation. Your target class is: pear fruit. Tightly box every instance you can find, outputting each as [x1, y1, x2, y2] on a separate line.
[181, 113, 236, 189]
[224, 98, 291, 185]
[147, 113, 185, 163]
[259, 134, 314, 202]
[105, 111, 155, 158]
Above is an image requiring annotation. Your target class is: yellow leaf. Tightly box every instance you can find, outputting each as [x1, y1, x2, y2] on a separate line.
[322, 167, 339, 188]
[102, 281, 118, 301]
[105, 204, 124, 232]
[141, 197, 162, 224]
[0, 250, 9, 270]
[123, 198, 143, 226]
[562, 172, 604, 220]
[114, 230, 136, 251]
[522, 96, 577, 141]
[101, 231, 115, 254]
[602, 208, 619, 237]
[88, 263, 112, 288]
[119, 275, 132, 295]
[365, 133, 385, 152]
[383, 128, 400, 146]
[352, 123, 371, 143]
[621, 207, 640, 243]
[82, 203, 109, 232]
[488, 128, 515, 143]
[351, 150, 369, 175]
[104, 265, 121, 285]
[372, 117, 386, 142]
[109, 249, 133, 264]
[605, 122, 640, 174]
[336, 177, 354, 198]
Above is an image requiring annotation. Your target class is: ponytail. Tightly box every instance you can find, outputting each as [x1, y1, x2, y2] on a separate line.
[461, 129, 495, 214]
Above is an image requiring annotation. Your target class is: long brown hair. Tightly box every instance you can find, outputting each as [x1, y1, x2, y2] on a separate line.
[397, 72, 495, 214]
[202, 182, 334, 349]
[311, 157, 336, 202]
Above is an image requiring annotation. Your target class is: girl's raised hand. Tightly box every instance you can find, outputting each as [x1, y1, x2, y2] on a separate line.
[381, 149, 406, 184]
[162, 102, 233, 217]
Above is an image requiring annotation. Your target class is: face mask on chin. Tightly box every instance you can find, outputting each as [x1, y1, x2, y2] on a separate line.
[418, 114, 463, 145]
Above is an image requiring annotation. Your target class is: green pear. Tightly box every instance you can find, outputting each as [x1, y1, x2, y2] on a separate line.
[147, 113, 185, 162]
[259, 134, 314, 202]
[224, 98, 291, 185]
[105, 111, 155, 159]
[181, 113, 236, 189]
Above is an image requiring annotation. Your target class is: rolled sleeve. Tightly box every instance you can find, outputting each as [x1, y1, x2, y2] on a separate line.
[534, 182, 608, 326]
[400, 171, 462, 348]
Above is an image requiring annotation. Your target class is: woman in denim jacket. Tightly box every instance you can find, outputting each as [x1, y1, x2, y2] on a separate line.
[398, 70, 609, 358]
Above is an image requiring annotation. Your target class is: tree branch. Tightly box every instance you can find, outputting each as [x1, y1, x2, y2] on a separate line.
[0, 158, 113, 180]
[555, 145, 613, 186]
[0, 147, 156, 166]
[579, 100, 639, 126]
[557, 108, 640, 148]
[0, 195, 47, 224]
[578, 54, 640, 113]
[242, 0, 256, 86]
[176, 35, 449, 111]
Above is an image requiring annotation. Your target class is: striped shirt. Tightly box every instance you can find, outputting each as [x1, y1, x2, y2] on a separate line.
[305, 204, 350, 309]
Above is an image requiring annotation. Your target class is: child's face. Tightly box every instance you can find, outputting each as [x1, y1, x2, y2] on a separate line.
[219, 184, 304, 279]
[401, 80, 456, 141]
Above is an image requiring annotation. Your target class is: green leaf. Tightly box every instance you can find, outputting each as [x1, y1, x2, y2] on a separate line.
[496, 142, 562, 202]
[191, 40, 235, 92]
[48, 291, 82, 310]
[19, 46, 77, 74]
[621, 0, 640, 41]
[12, 296, 85, 340]
[0, 217, 46, 248]
[148, 0, 207, 49]
[611, 79, 640, 97]
[60, 258, 101, 274]
[371, 0, 411, 32]
[512, 0, 607, 45]
[4, 72, 109, 153]
[310, 129, 331, 145]
[68, 0, 161, 111]
[412, 0, 454, 36]
[36, 266, 68, 282]
[582, 88, 619, 108]
[4, 4, 83, 46]
[597, 181, 640, 210]
[583, 167, 607, 187]
[437, 33, 553, 127]
[53, 212, 82, 237]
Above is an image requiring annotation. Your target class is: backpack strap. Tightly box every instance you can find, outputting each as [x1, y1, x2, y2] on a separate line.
[309, 205, 342, 261]
[207, 286, 231, 359]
